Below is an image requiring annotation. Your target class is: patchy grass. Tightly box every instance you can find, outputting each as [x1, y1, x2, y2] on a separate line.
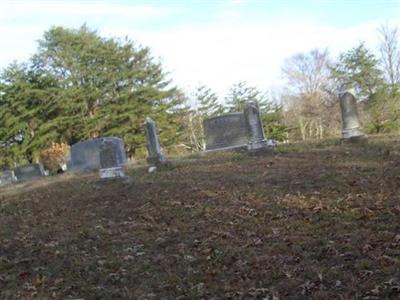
[1, 136, 400, 299]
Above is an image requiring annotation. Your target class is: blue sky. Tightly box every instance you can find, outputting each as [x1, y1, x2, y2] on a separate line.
[1, 0, 399, 96]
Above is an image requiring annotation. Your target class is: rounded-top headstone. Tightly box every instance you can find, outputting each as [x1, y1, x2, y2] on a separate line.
[339, 92, 364, 139]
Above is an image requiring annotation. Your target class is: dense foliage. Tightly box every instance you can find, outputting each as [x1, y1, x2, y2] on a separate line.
[0, 25, 184, 167]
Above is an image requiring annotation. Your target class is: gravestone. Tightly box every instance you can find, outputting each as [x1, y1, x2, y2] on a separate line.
[145, 117, 166, 164]
[203, 113, 249, 151]
[14, 163, 46, 182]
[99, 139, 125, 179]
[68, 137, 126, 172]
[339, 92, 364, 139]
[0, 170, 17, 186]
[244, 101, 269, 150]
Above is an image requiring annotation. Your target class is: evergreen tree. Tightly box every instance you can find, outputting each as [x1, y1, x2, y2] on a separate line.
[194, 85, 223, 118]
[0, 63, 60, 165]
[0, 25, 183, 162]
[224, 81, 264, 112]
[331, 43, 384, 100]
[223, 82, 287, 140]
[332, 42, 400, 134]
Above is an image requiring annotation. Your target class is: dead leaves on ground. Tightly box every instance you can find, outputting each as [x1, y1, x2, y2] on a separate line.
[1, 138, 400, 299]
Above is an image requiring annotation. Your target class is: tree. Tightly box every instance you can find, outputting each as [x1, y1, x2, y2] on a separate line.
[364, 86, 400, 133]
[224, 81, 266, 112]
[195, 85, 224, 118]
[331, 43, 384, 100]
[331, 41, 400, 134]
[261, 101, 288, 142]
[282, 49, 332, 96]
[281, 49, 339, 140]
[378, 24, 400, 88]
[0, 25, 183, 163]
[224, 82, 287, 140]
[0, 62, 60, 164]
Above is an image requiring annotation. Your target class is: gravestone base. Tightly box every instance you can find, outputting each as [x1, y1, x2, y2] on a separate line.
[342, 127, 364, 139]
[204, 144, 248, 153]
[247, 139, 270, 151]
[248, 143, 275, 156]
[99, 167, 125, 179]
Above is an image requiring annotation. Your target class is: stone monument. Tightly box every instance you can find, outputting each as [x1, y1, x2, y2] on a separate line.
[145, 117, 166, 164]
[68, 137, 126, 172]
[14, 163, 46, 182]
[203, 113, 249, 151]
[339, 92, 364, 139]
[0, 170, 17, 186]
[99, 139, 125, 179]
[203, 101, 273, 152]
[244, 101, 269, 150]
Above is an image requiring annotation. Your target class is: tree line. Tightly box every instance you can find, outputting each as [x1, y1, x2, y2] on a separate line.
[282, 25, 400, 140]
[1, 24, 399, 168]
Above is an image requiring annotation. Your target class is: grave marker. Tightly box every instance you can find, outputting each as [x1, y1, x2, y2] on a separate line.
[99, 139, 125, 179]
[0, 170, 17, 186]
[14, 163, 46, 182]
[68, 137, 126, 172]
[203, 113, 249, 151]
[339, 92, 364, 139]
[244, 101, 268, 150]
[145, 117, 166, 164]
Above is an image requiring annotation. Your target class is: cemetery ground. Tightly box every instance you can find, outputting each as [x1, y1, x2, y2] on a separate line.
[1, 136, 400, 299]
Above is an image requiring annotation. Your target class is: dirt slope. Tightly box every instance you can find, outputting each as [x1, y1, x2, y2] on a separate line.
[1, 137, 400, 299]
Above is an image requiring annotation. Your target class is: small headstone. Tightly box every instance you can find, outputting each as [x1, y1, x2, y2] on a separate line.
[244, 101, 269, 150]
[68, 137, 126, 172]
[99, 139, 125, 179]
[339, 92, 364, 139]
[203, 113, 249, 151]
[145, 117, 166, 164]
[0, 170, 17, 186]
[14, 163, 46, 182]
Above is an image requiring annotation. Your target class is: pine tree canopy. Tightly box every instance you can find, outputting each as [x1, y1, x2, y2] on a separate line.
[0, 25, 183, 166]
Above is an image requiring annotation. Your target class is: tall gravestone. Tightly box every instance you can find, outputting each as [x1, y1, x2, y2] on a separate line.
[0, 170, 17, 186]
[203, 113, 249, 151]
[145, 117, 166, 164]
[99, 139, 125, 179]
[68, 137, 126, 172]
[14, 163, 46, 182]
[244, 101, 268, 150]
[339, 92, 364, 139]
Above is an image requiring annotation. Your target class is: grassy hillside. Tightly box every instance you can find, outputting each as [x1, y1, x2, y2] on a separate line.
[1, 136, 400, 299]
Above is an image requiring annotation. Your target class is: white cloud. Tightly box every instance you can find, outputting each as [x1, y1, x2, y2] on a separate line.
[110, 18, 399, 97]
[1, 1, 399, 99]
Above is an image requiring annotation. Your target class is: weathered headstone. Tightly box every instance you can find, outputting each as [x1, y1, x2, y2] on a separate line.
[145, 117, 166, 164]
[244, 101, 269, 150]
[14, 163, 46, 182]
[99, 139, 125, 179]
[203, 113, 249, 151]
[0, 170, 17, 186]
[339, 92, 364, 139]
[68, 137, 126, 172]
